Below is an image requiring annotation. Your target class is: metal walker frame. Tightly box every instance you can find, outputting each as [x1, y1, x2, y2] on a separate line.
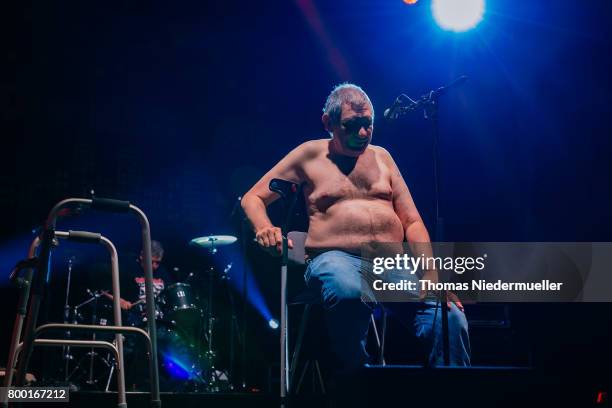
[2, 198, 162, 408]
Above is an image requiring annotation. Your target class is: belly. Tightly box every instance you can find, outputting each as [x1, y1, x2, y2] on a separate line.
[305, 199, 405, 254]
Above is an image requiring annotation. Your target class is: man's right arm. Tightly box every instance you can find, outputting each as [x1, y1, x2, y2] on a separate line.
[101, 291, 132, 311]
[241, 142, 312, 254]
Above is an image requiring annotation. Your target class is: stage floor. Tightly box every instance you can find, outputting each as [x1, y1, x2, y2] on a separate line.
[9, 365, 607, 408]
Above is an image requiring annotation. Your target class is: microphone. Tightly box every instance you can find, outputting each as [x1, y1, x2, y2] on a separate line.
[383, 97, 406, 121]
[384, 75, 468, 121]
[383, 93, 413, 121]
[383, 106, 399, 120]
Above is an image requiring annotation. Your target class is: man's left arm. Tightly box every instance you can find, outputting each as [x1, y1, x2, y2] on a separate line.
[377, 147, 432, 254]
[379, 147, 463, 310]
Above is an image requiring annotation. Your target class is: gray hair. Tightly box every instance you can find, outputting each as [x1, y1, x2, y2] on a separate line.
[322, 83, 374, 127]
[142, 240, 164, 259]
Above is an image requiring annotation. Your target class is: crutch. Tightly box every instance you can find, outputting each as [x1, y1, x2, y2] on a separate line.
[268, 179, 302, 406]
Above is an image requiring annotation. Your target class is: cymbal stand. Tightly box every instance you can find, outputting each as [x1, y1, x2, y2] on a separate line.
[201, 238, 233, 391]
[220, 262, 240, 390]
[85, 293, 102, 386]
[65, 293, 114, 390]
[204, 239, 221, 390]
[62, 256, 76, 381]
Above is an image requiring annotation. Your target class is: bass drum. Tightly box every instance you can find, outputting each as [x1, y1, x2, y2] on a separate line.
[157, 324, 210, 391]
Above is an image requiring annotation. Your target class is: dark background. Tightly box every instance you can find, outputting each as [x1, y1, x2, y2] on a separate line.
[1, 0, 611, 391]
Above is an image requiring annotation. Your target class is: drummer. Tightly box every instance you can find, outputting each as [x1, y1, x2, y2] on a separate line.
[102, 240, 178, 390]
[103, 240, 174, 320]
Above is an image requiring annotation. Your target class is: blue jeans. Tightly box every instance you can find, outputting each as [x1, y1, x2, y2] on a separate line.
[305, 250, 471, 370]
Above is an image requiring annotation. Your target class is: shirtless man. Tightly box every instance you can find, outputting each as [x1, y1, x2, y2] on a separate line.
[241, 83, 470, 369]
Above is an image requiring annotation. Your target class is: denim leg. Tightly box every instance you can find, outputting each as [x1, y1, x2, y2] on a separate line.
[305, 251, 372, 372]
[414, 301, 471, 366]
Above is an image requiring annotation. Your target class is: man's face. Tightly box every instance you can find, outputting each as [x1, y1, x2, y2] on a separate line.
[140, 254, 162, 273]
[330, 102, 373, 156]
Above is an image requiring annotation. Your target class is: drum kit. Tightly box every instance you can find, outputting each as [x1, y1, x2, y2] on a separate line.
[57, 234, 240, 392]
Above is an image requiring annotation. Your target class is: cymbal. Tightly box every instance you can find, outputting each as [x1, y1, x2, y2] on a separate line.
[190, 235, 237, 248]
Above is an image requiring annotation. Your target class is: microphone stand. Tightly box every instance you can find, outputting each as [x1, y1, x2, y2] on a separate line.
[425, 95, 451, 367]
[386, 76, 467, 366]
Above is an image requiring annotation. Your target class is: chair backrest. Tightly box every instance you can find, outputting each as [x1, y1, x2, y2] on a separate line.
[287, 231, 308, 266]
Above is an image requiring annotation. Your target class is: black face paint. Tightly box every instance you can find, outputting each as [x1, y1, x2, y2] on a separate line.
[341, 116, 372, 134]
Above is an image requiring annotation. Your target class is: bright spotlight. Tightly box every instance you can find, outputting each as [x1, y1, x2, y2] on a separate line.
[432, 0, 484, 32]
[268, 319, 279, 330]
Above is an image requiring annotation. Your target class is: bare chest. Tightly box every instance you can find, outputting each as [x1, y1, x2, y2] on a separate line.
[303, 150, 393, 213]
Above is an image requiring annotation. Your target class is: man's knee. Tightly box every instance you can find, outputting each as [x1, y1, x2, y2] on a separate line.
[307, 252, 363, 306]
[320, 271, 362, 306]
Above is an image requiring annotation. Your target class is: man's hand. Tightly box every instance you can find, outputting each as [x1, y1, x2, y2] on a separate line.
[101, 290, 133, 311]
[255, 226, 294, 256]
[418, 270, 464, 312]
[446, 291, 464, 312]
[119, 299, 133, 311]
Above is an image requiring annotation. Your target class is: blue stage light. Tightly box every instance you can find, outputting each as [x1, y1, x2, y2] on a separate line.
[432, 0, 484, 32]
[0, 234, 38, 287]
[268, 318, 279, 330]
[218, 252, 275, 326]
[162, 353, 192, 380]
